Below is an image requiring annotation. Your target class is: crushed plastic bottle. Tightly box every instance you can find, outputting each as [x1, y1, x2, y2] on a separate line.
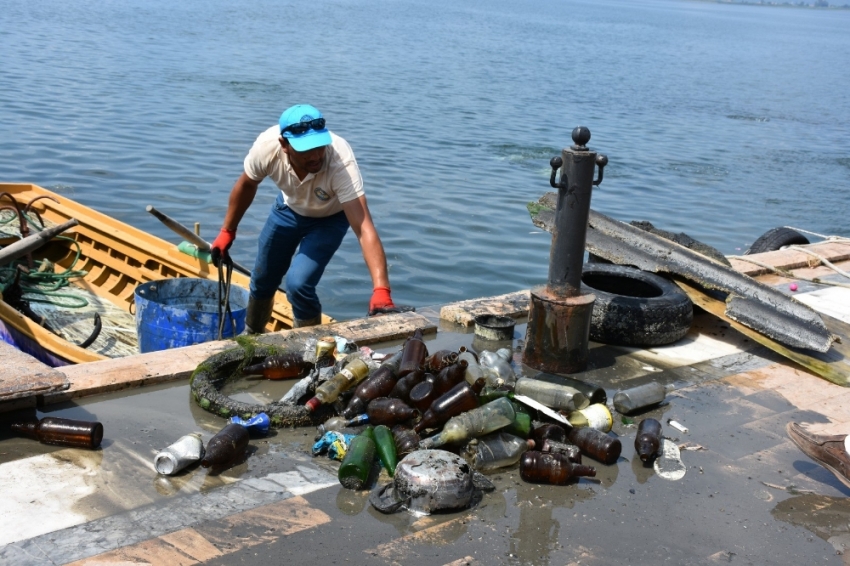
[479, 349, 517, 387]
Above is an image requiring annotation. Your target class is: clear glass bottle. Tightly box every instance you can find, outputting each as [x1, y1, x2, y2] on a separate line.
[462, 431, 534, 471]
[419, 397, 516, 449]
[613, 382, 666, 415]
[479, 349, 517, 387]
[305, 358, 370, 412]
[514, 377, 589, 412]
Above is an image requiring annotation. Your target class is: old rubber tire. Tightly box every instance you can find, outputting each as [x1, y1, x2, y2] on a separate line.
[581, 264, 693, 346]
[745, 227, 810, 255]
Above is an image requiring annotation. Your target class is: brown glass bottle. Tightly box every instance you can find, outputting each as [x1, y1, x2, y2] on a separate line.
[242, 353, 314, 380]
[391, 425, 421, 458]
[414, 378, 486, 434]
[531, 423, 568, 446]
[388, 367, 426, 403]
[343, 351, 403, 419]
[11, 417, 104, 449]
[519, 451, 596, 485]
[635, 418, 662, 462]
[398, 328, 428, 377]
[567, 427, 622, 465]
[366, 397, 419, 426]
[540, 439, 582, 464]
[424, 349, 458, 373]
[201, 423, 250, 469]
[432, 361, 468, 397]
[407, 378, 438, 413]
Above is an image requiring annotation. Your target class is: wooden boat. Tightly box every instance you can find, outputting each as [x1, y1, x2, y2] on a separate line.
[0, 183, 332, 366]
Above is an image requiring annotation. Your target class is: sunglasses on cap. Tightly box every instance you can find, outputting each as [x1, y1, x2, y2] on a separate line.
[281, 118, 326, 136]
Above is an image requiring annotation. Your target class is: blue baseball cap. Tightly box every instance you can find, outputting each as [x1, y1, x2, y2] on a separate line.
[279, 104, 332, 152]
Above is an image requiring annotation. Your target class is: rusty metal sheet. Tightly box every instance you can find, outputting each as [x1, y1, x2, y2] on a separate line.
[529, 193, 833, 353]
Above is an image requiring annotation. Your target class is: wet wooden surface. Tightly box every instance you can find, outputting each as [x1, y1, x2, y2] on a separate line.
[0, 341, 68, 404]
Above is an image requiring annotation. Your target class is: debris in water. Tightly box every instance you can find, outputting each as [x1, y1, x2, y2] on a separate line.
[154, 433, 205, 475]
[654, 438, 686, 481]
[668, 419, 689, 434]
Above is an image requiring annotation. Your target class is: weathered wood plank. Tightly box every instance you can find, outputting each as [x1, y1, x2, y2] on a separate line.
[0, 341, 68, 402]
[439, 291, 530, 326]
[47, 311, 436, 404]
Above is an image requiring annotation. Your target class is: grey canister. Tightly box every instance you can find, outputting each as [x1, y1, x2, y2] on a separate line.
[154, 433, 205, 475]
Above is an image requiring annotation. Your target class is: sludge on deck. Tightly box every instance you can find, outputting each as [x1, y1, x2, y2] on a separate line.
[0, 242, 849, 565]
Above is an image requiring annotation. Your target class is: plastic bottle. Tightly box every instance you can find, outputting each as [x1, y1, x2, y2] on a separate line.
[414, 377, 485, 434]
[388, 367, 426, 403]
[373, 425, 399, 476]
[514, 377, 589, 412]
[154, 433, 205, 475]
[635, 418, 663, 462]
[567, 403, 614, 432]
[366, 397, 419, 426]
[419, 397, 516, 449]
[201, 423, 250, 469]
[305, 358, 371, 412]
[462, 432, 535, 471]
[338, 426, 377, 489]
[424, 349, 458, 373]
[398, 328, 428, 377]
[531, 423, 568, 446]
[540, 439, 582, 463]
[11, 417, 104, 449]
[241, 353, 314, 380]
[316, 414, 370, 436]
[567, 427, 622, 465]
[519, 451, 597, 484]
[343, 351, 403, 419]
[479, 349, 517, 386]
[391, 425, 420, 458]
[613, 382, 667, 415]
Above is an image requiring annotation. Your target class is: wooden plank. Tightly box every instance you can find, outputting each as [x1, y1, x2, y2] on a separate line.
[48, 311, 436, 403]
[439, 290, 530, 326]
[674, 278, 850, 386]
[0, 341, 68, 402]
[727, 241, 850, 277]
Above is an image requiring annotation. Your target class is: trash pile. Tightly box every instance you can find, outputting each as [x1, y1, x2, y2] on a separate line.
[7, 328, 687, 516]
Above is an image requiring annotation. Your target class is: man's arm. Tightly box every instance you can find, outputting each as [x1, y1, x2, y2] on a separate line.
[341, 195, 391, 290]
[222, 172, 261, 231]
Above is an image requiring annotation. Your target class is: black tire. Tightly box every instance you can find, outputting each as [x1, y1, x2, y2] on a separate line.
[581, 264, 693, 346]
[745, 227, 810, 255]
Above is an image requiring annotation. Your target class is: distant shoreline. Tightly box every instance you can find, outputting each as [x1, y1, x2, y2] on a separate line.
[697, 0, 850, 9]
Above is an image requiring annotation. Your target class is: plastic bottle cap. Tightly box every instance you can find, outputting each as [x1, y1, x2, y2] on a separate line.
[304, 397, 322, 412]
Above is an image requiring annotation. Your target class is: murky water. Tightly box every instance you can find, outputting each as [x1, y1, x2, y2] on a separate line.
[2, 0, 849, 320]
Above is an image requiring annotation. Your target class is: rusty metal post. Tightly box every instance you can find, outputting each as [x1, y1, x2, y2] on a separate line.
[523, 126, 607, 374]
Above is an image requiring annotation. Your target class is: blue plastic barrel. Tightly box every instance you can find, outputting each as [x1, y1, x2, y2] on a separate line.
[134, 278, 249, 353]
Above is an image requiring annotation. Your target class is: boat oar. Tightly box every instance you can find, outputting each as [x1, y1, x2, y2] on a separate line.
[0, 219, 79, 267]
[145, 205, 252, 277]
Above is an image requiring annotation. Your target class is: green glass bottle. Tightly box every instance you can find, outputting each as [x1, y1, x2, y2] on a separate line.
[373, 425, 399, 477]
[338, 426, 377, 489]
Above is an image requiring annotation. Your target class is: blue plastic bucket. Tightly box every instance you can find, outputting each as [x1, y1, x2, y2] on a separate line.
[134, 278, 249, 353]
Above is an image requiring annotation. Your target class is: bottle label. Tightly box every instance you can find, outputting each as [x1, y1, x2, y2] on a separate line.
[340, 368, 354, 380]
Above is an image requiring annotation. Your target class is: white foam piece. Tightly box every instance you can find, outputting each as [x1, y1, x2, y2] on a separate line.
[795, 286, 850, 324]
[265, 469, 336, 496]
[626, 329, 749, 367]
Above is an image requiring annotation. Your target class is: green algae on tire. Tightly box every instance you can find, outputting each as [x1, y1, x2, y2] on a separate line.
[189, 341, 322, 428]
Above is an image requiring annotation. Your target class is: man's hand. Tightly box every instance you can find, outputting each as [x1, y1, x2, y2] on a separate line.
[368, 286, 396, 316]
[210, 228, 236, 267]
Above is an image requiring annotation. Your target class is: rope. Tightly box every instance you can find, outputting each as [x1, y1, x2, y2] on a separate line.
[217, 255, 236, 340]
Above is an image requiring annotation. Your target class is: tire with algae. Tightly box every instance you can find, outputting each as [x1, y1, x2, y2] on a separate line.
[190, 337, 325, 428]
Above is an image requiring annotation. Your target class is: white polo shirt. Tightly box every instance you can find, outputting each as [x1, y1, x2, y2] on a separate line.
[243, 126, 365, 217]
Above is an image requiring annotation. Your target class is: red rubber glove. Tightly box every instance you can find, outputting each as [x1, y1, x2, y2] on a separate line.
[368, 286, 396, 316]
[210, 228, 236, 267]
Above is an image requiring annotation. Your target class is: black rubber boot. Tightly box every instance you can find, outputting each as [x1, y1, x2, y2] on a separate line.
[245, 297, 274, 334]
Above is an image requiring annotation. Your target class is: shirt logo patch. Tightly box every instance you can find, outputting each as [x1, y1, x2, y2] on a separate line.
[314, 187, 331, 201]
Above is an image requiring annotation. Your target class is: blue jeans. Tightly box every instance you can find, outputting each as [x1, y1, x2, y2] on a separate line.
[250, 195, 350, 320]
